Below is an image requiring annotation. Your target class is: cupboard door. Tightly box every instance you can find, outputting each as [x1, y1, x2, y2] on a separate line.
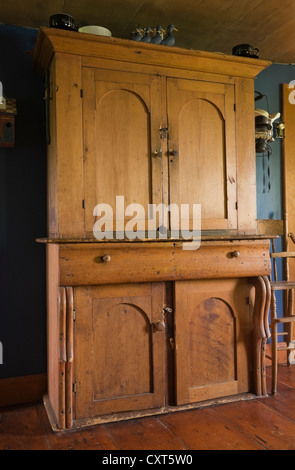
[74, 283, 166, 419]
[174, 279, 252, 405]
[167, 78, 237, 231]
[82, 68, 162, 236]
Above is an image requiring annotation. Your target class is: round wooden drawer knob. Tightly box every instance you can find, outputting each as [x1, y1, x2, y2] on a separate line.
[102, 254, 111, 263]
[152, 149, 162, 158]
[231, 251, 240, 258]
[153, 321, 165, 332]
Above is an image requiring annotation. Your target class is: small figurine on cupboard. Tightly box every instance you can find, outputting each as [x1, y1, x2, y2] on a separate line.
[130, 24, 178, 46]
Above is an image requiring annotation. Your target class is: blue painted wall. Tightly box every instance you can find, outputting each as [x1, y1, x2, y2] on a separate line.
[255, 63, 295, 256]
[0, 25, 47, 379]
[255, 64, 295, 327]
[255, 64, 295, 222]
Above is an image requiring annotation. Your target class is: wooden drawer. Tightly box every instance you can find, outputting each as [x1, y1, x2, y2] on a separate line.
[51, 240, 271, 286]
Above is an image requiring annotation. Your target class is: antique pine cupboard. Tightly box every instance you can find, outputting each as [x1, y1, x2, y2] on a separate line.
[34, 27, 272, 431]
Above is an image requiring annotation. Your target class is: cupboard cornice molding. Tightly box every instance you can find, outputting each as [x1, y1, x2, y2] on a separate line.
[33, 27, 271, 79]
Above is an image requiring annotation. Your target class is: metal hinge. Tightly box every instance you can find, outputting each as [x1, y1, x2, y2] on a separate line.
[235, 201, 238, 210]
[80, 89, 83, 98]
[169, 338, 175, 350]
[73, 309, 76, 322]
[163, 306, 173, 314]
[234, 103, 236, 112]
[82, 199, 85, 209]
[73, 382, 77, 393]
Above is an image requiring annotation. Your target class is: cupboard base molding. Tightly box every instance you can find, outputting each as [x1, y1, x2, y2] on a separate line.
[43, 392, 259, 432]
[0, 374, 47, 408]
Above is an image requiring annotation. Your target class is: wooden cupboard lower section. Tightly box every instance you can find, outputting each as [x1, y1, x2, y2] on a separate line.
[44, 241, 271, 431]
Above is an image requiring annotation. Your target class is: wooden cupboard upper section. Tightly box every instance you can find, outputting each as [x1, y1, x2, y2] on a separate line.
[34, 27, 270, 79]
[33, 27, 271, 238]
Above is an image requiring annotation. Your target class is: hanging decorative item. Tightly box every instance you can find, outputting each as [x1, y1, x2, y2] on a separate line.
[255, 108, 280, 153]
[274, 121, 285, 139]
[0, 96, 17, 148]
[255, 91, 281, 154]
[254, 91, 281, 192]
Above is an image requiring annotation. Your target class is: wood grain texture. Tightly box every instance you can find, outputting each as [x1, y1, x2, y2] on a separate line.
[36, 27, 273, 431]
[235, 77, 257, 233]
[34, 27, 270, 241]
[216, 399, 295, 450]
[74, 283, 166, 418]
[47, 57, 58, 236]
[46, 243, 61, 426]
[174, 278, 252, 404]
[104, 417, 187, 450]
[53, 53, 84, 237]
[160, 408, 264, 450]
[283, 84, 295, 290]
[1, 366, 295, 449]
[82, 68, 161, 234]
[58, 240, 271, 286]
[250, 276, 270, 397]
[65, 287, 74, 429]
[0, 374, 47, 408]
[6, 0, 295, 63]
[167, 78, 236, 230]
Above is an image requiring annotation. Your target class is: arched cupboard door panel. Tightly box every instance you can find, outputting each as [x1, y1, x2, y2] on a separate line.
[174, 279, 252, 405]
[188, 297, 237, 389]
[179, 99, 226, 220]
[74, 283, 166, 418]
[167, 78, 237, 232]
[92, 301, 153, 401]
[82, 68, 162, 237]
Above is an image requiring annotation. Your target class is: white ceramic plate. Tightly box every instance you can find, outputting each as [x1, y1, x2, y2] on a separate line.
[78, 25, 112, 36]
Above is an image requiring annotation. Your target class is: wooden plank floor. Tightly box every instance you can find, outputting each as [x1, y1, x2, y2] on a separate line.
[1, 365, 295, 450]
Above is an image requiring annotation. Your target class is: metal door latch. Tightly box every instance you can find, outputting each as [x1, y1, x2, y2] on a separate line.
[159, 127, 169, 140]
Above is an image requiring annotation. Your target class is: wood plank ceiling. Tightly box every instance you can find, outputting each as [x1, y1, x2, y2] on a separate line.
[0, 0, 295, 63]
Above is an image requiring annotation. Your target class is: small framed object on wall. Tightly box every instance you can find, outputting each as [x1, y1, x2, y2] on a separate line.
[0, 98, 17, 148]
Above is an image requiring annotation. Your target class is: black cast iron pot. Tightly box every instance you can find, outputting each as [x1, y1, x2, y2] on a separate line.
[49, 14, 78, 31]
